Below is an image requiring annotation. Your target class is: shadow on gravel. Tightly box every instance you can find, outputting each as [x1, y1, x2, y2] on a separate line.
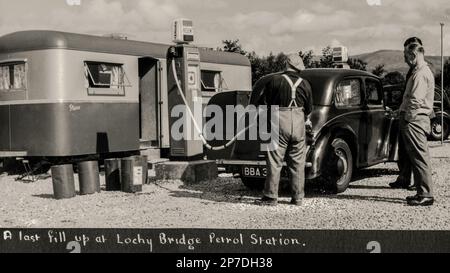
[157, 179, 262, 205]
[160, 165, 404, 205]
[164, 180, 406, 205]
[32, 194, 55, 199]
[161, 178, 341, 205]
[351, 168, 399, 183]
[319, 194, 406, 204]
[429, 141, 450, 148]
[32, 191, 81, 199]
[349, 185, 392, 190]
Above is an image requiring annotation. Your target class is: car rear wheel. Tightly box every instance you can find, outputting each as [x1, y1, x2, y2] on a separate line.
[430, 118, 450, 141]
[241, 177, 265, 190]
[323, 138, 353, 194]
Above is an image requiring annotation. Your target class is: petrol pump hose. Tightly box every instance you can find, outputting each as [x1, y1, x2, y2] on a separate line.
[171, 61, 258, 151]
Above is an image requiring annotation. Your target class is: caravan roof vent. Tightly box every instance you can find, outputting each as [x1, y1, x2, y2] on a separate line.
[103, 33, 129, 40]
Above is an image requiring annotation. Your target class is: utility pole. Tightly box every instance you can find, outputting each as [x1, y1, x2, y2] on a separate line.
[441, 23, 445, 145]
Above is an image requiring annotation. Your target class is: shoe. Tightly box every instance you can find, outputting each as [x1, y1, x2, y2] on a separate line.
[255, 196, 278, 206]
[406, 195, 421, 201]
[407, 197, 434, 206]
[389, 181, 412, 189]
[290, 199, 302, 206]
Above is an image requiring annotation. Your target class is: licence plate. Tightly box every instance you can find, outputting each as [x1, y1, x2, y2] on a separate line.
[242, 166, 267, 178]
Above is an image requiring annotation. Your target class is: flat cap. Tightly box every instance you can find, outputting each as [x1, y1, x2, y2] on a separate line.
[287, 52, 306, 71]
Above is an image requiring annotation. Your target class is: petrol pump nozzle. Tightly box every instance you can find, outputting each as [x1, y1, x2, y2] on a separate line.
[168, 46, 179, 58]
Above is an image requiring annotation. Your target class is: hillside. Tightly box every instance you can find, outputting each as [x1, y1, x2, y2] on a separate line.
[352, 50, 448, 76]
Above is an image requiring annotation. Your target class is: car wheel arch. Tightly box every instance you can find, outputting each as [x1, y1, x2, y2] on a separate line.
[331, 129, 358, 167]
[318, 124, 358, 166]
[307, 125, 358, 180]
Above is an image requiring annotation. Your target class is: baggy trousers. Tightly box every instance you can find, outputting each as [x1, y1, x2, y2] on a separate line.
[399, 115, 434, 198]
[264, 107, 306, 200]
[397, 123, 413, 185]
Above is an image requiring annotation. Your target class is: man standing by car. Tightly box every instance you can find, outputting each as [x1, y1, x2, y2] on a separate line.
[395, 41, 435, 206]
[255, 53, 313, 206]
[390, 37, 424, 191]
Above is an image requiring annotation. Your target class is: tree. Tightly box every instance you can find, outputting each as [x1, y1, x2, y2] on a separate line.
[372, 64, 386, 77]
[383, 71, 405, 85]
[300, 50, 319, 68]
[221, 40, 372, 84]
[435, 58, 450, 90]
[221, 39, 247, 55]
[319, 46, 334, 68]
[247, 51, 289, 85]
[318, 46, 367, 70]
[347, 58, 367, 71]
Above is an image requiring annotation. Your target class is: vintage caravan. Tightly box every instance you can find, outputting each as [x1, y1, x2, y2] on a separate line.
[0, 30, 251, 161]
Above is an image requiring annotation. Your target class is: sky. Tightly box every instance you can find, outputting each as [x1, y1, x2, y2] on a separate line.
[0, 0, 449, 56]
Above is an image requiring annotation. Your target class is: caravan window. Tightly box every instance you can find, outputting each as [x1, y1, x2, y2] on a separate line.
[201, 70, 223, 92]
[84, 61, 130, 95]
[0, 62, 27, 91]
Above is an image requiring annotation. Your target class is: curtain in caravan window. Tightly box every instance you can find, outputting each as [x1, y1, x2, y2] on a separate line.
[0, 66, 10, 90]
[98, 64, 112, 86]
[214, 73, 221, 92]
[85, 62, 128, 91]
[201, 70, 222, 92]
[111, 66, 121, 86]
[13, 64, 26, 90]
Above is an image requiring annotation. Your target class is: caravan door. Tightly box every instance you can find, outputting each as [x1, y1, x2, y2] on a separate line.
[139, 57, 161, 149]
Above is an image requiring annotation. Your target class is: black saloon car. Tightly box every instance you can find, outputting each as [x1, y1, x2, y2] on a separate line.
[210, 69, 400, 194]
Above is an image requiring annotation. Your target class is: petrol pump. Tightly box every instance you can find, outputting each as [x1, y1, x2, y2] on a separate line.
[167, 19, 204, 160]
[166, 19, 253, 162]
[332, 46, 350, 69]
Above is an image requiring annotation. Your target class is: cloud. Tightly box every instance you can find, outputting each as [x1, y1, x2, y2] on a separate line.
[309, 2, 334, 14]
[1, 0, 449, 56]
[330, 39, 343, 48]
[0, 0, 182, 43]
[225, 11, 282, 30]
[330, 24, 407, 39]
[366, 0, 382, 7]
[269, 9, 355, 35]
[174, 0, 228, 10]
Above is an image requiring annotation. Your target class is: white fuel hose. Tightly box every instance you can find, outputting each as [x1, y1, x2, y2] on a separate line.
[171, 61, 257, 151]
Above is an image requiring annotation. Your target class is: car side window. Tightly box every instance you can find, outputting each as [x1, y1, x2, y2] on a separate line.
[335, 79, 361, 107]
[366, 79, 382, 105]
[383, 85, 404, 108]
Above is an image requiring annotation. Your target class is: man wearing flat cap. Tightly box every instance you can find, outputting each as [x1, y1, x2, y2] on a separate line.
[396, 39, 435, 206]
[254, 53, 313, 206]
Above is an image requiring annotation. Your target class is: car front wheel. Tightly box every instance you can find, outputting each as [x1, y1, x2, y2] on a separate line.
[323, 138, 353, 194]
[430, 118, 450, 141]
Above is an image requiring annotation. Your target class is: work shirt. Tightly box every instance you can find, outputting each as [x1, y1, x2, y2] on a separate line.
[256, 71, 313, 116]
[399, 62, 435, 126]
[405, 67, 414, 83]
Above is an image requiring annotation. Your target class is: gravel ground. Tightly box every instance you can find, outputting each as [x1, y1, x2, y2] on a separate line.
[0, 141, 449, 230]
